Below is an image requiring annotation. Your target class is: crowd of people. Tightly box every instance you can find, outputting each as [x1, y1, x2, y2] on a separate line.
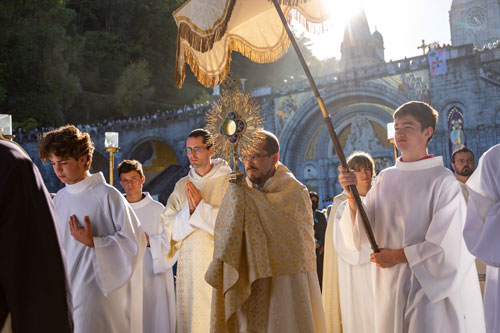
[14, 102, 210, 144]
[1, 100, 499, 333]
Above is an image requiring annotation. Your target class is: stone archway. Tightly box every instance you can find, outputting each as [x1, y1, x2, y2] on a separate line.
[278, 83, 406, 204]
[128, 139, 178, 186]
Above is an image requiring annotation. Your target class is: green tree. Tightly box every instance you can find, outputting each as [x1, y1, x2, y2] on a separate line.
[114, 58, 154, 117]
[0, 0, 82, 126]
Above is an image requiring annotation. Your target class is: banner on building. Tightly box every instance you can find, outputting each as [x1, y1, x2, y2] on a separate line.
[428, 48, 447, 76]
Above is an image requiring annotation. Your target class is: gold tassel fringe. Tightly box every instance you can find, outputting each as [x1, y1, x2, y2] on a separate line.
[174, 0, 236, 53]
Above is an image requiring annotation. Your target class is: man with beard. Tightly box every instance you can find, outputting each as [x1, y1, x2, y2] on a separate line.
[206, 130, 326, 332]
[451, 147, 486, 295]
[451, 146, 475, 201]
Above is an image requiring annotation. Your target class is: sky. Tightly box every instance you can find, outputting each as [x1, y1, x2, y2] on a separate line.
[295, 0, 453, 61]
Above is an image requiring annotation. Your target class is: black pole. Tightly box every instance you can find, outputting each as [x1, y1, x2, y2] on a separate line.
[271, 0, 379, 253]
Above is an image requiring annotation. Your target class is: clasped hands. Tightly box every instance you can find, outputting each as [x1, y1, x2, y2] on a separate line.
[187, 180, 202, 215]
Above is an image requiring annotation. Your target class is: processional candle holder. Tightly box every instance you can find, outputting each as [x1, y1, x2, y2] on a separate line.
[104, 132, 120, 186]
[0, 114, 14, 141]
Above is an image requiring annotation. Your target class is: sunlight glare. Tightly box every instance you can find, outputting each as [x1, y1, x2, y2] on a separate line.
[301, 0, 365, 60]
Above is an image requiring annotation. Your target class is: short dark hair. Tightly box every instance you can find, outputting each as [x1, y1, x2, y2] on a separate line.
[451, 146, 474, 163]
[188, 128, 213, 148]
[347, 151, 375, 176]
[38, 125, 94, 170]
[309, 191, 319, 200]
[393, 101, 439, 143]
[118, 159, 144, 178]
[257, 130, 280, 155]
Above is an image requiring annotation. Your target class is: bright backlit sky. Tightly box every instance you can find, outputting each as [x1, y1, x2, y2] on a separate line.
[296, 0, 453, 61]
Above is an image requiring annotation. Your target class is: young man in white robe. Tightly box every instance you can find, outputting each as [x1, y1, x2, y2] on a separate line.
[118, 159, 176, 333]
[332, 152, 375, 333]
[162, 128, 231, 332]
[338, 101, 485, 333]
[464, 143, 500, 333]
[38, 125, 147, 333]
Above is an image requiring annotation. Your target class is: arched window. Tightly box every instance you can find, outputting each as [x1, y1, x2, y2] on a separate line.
[447, 106, 466, 158]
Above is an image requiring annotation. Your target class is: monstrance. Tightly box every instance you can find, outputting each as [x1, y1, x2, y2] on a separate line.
[205, 85, 264, 183]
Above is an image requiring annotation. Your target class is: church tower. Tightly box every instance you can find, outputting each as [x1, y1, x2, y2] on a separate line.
[450, 0, 500, 47]
[340, 10, 385, 71]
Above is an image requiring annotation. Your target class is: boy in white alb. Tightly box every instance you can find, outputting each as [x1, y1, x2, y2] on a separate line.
[118, 159, 176, 333]
[39, 125, 147, 333]
[331, 152, 375, 333]
[338, 102, 485, 332]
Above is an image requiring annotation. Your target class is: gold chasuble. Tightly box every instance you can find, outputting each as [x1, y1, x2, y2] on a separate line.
[206, 163, 326, 332]
[322, 193, 346, 333]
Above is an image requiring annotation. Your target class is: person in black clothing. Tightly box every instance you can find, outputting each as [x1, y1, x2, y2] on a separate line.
[310, 191, 327, 289]
[0, 137, 73, 332]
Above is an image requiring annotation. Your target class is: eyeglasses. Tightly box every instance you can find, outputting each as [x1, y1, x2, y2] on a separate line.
[239, 153, 271, 162]
[184, 146, 208, 154]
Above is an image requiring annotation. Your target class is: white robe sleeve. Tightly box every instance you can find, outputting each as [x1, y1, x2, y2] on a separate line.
[404, 177, 474, 303]
[149, 229, 174, 273]
[92, 193, 147, 296]
[189, 199, 219, 236]
[171, 205, 195, 242]
[464, 195, 500, 267]
[464, 147, 500, 267]
[334, 200, 371, 265]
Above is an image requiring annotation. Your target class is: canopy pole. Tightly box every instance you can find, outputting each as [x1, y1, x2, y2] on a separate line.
[271, 0, 379, 253]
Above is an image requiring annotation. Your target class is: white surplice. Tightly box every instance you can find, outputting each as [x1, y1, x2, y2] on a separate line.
[162, 159, 231, 332]
[464, 144, 500, 333]
[54, 172, 147, 333]
[338, 157, 485, 333]
[333, 198, 374, 333]
[129, 192, 176, 333]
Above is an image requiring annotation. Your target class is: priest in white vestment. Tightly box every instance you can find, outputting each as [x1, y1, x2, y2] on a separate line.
[162, 129, 231, 332]
[332, 152, 375, 333]
[38, 125, 147, 333]
[206, 130, 326, 332]
[337, 102, 485, 333]
[118, 159, 176, 333]
[464, 143, 500, 333]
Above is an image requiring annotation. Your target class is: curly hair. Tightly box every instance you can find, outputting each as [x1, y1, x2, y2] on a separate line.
[38, 125, 94, 170]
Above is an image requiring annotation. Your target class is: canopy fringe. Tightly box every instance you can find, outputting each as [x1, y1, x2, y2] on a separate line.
[174, 36, 291, 88]
[174, 0, 236, 53]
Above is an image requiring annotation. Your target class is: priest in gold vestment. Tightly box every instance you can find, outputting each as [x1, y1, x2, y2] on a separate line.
[206, 130, 326, 332]
[162, 129, 231, 332]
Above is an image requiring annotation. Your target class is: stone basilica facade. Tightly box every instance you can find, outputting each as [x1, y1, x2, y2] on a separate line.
[260, 0, 500, 203]
[23, 0, 500, 204]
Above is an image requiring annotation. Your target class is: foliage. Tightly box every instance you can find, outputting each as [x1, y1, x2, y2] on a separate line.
[1, 0, 338, 129]
[193, 89, 211, 105]
[0, 0, 82, 126]
[114, 59, 155, 117]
